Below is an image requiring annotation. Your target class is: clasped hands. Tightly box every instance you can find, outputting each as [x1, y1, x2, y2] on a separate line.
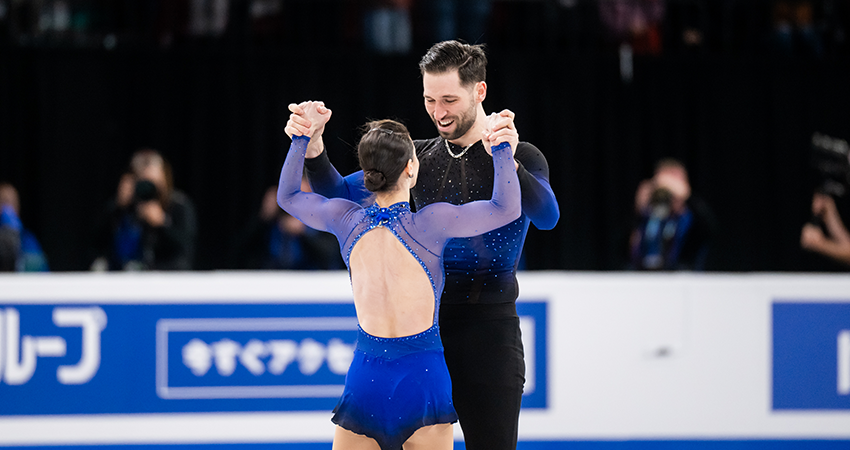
[285, 100, 519, 161]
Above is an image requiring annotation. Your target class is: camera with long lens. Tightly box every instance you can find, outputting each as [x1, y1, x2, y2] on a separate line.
[647, 187, 674, 220]
[809, 132, 850, 230]
[636, 187, 677, 270]
[810, 132, 850, 198]
[133, 179, 159, 203]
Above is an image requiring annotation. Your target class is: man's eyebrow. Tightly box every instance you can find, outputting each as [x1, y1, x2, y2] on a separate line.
[424, 94, 459, 98]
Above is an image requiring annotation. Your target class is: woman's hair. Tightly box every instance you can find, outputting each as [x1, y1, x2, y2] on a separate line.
[358, 120, 414, 193]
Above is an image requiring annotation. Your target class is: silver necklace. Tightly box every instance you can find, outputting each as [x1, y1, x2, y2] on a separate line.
[445, 139, 475, 159]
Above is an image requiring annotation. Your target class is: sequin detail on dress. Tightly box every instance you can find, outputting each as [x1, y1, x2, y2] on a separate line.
[276, 135, 521, 449]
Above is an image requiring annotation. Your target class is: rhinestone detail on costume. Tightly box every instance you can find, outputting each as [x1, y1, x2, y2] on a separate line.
[346, 202, 439, 305]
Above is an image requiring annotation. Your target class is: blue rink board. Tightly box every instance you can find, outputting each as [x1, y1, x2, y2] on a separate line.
[4, 441, 850, 449]
[0, 301, 547, 414]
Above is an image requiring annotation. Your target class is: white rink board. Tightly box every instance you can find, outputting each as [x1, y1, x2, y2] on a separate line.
[0, 271, 849, 446]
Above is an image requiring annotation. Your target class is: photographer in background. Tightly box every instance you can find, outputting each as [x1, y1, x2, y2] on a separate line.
[230, 185, 343, 270]
[800, 193, 850, 266]
[628, 158, 716, 271]
[90, 149, 197, 271]
[0, 182, 49, 272]
[800, 133, 850, 267]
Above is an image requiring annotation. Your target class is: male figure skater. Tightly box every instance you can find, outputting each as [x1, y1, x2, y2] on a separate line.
[287, 40, 559, 449]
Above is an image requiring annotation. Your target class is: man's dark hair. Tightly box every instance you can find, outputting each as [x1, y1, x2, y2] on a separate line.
[358, 120, 414, 193]
[419, 40, 487, 87]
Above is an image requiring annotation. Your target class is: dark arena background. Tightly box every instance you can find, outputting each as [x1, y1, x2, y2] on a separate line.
[1, 0, 849, 272]
[2, 1, 850, 448]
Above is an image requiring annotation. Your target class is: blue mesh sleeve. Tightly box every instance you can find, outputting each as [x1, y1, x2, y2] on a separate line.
[277, 136, 361, 236]
[414, 142, 521, 238]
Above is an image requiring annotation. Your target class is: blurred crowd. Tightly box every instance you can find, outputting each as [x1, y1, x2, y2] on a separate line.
[4, 141, 848, 274]
[0, 149, 346, 273]
[0, 0, 848, 57]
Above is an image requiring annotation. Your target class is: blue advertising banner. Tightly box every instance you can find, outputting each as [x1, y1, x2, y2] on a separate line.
[773, 302, 850, 410]
[1, 303, 358, 414]
[1, 301, 548, 416]
[517, 301, 547, 409]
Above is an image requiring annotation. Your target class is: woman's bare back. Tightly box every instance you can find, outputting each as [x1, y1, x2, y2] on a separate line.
[349, 226, 435, 338]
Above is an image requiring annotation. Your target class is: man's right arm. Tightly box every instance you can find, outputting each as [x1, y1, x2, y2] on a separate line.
[303, 151, 370, 204]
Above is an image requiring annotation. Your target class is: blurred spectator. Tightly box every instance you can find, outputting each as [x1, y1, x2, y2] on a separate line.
[0, 226, 18, 271]
[155, 0, 190, 47]
[34, 0, 72, 37]
[231, 185, 343, 270]
[6, 0, 50, 40]
[0, 187, 23, 272]
[822, 0, 850, 56]
[628, 158, 716, 271]
[90, 149, 198, 271]
[188, 0, 229, 37]
[363, 0, 412, 54]
[599, 0, 666, 55]
[800, 193, 850, 266]
[664, 0, 709, 53]
[246, 0, 283, 41]
[770, 0, 823, 57]
[11, 0, 99, 43]
[0, 182, 49, 272]
[427, 0, 492, 44]
[0, 0, 9, 43]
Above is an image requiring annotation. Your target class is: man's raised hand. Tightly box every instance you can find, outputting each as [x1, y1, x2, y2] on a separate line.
[285, 101, 332, 158]
[482, 109, 519, 158]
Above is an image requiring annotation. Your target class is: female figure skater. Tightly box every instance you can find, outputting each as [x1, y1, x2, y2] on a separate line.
[277, 101, 520, 450]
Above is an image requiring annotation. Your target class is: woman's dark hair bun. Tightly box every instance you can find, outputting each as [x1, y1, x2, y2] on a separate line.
[363, 169, 388, 191]
[357, 119, 413, 193]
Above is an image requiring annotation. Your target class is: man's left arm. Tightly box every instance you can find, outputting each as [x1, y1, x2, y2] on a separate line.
[514, 142, 560, 230]
[485, 110, 559, 230]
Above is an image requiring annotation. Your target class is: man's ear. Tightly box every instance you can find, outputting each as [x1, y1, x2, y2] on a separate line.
[476, 81, 487, 103]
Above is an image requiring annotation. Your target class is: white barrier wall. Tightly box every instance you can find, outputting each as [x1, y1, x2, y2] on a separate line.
[0, 271, 849, 449]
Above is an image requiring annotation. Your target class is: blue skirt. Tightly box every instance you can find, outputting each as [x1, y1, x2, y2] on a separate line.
[331, 324, 458, 450]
